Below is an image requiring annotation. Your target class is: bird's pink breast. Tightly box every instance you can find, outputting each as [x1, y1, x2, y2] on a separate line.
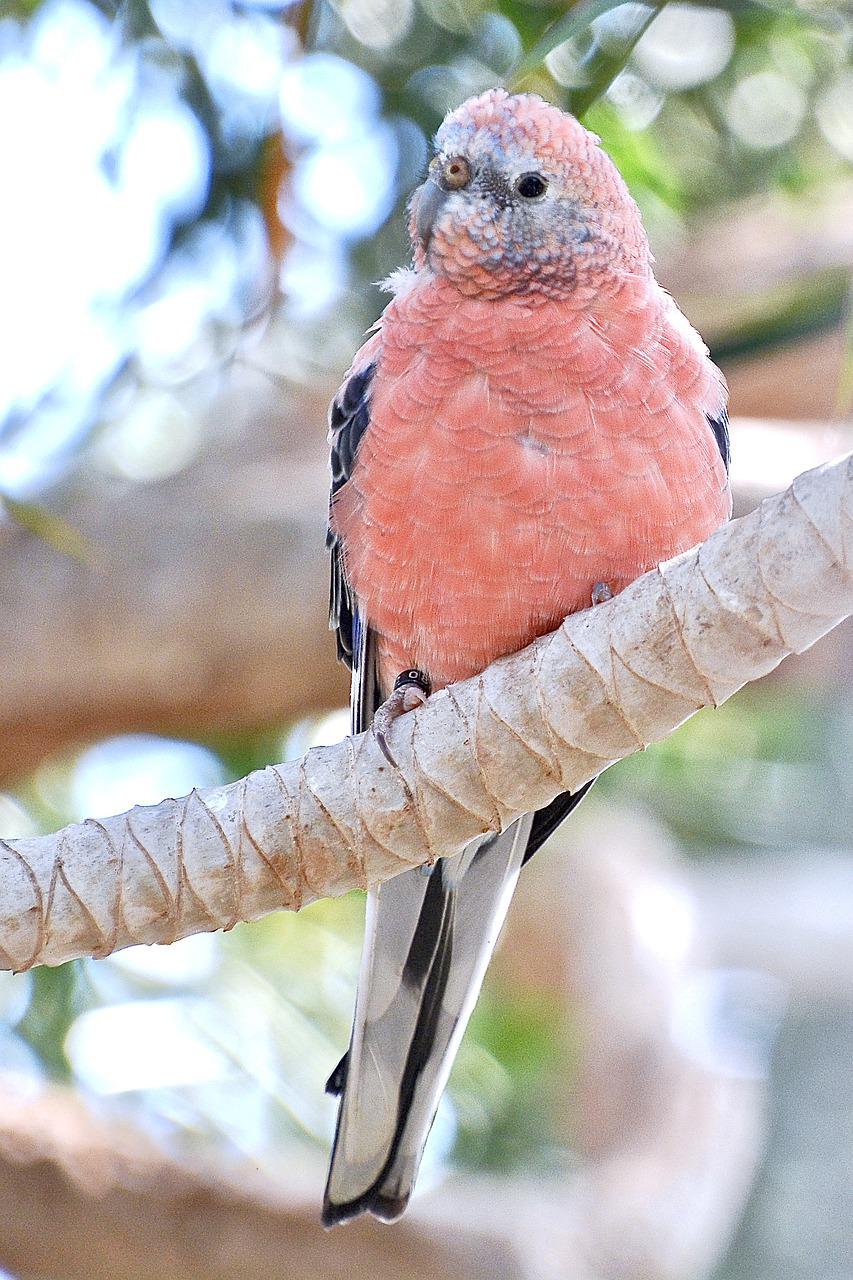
[333, 277, 730, 692]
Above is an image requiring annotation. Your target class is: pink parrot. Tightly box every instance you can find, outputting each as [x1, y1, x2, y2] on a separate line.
[322, 89, 731, 1226]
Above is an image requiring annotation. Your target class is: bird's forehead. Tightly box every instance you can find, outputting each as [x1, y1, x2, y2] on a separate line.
[435, 117, 532, 171]
[434, 89, 596, 175]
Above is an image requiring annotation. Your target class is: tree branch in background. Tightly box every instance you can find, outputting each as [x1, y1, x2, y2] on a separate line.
[0, 1083, 488, 1280]
[0, 380, 347, 783]
[0, 453, 850, 971]
[659, 181, 853, 347]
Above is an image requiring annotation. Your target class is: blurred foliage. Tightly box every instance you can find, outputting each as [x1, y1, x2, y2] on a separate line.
[0, 492, 91, 560]
[15, 965, 84, 1081]
[455, 987, 573, 1171]
[603, 687, 853, 853]
[1, 0, 853, 1212]
[2, 0, 853, 487]
[512, 0, 663, 97]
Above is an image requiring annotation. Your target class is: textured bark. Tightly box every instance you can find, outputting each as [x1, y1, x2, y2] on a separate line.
[2, 184, 851, 783]
[1, 406, 832, 785]
[1, 452, 851, 971]
[0, 406, 841, 786]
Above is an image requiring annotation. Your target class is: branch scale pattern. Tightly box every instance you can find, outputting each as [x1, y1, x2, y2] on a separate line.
[1, 454, 851, 971]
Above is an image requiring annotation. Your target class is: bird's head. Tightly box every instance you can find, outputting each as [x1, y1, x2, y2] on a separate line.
[408, 88, 651, 300]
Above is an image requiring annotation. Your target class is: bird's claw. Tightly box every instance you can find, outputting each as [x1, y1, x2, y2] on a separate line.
[591, 580, 614, 607]
[374, 670, 431, 767]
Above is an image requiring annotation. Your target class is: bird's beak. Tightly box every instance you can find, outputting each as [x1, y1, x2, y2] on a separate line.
[414, 178, 449, 253]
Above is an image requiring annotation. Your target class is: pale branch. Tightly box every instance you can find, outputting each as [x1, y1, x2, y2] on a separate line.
[0, 352, 846, 786]
[2, 453, 851, 972]
[2, 184, 851, 783]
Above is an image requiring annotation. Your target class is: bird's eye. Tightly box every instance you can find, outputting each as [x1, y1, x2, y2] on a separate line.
[515, 173, 548, 200]
[441, 156, 471, 190]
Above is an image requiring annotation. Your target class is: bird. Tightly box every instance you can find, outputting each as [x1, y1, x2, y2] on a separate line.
[322, 87, 731, 1227]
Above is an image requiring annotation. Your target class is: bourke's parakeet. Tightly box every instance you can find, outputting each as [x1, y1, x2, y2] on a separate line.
[322, 89, 731, 1226]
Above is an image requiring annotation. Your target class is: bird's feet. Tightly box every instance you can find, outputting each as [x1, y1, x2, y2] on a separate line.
[591, 580, 614, 607]
[374, 669, 432, 766]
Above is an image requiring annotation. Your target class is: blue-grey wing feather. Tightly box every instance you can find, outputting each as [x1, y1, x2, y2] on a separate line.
[707, 406, 731, 474]
[327, 361, 378, 724]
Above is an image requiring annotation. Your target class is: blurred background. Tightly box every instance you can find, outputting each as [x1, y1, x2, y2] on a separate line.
[0, 0, 852, 1276]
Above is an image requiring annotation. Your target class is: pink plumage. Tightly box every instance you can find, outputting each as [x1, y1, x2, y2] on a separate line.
[332, 89, 730, 692]
[323, 88, 731, 1228]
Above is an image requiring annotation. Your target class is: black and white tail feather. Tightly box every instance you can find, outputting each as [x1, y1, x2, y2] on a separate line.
[322, 812, 533, 1225]
[321, 614, 588, 1225]
[326, 361, 531, 1224]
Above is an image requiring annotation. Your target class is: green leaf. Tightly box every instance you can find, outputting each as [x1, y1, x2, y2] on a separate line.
[569, 5, 662, 118]
[15, 962, 83, 1082]
[511, 0, 664, 89]
[0, 493, 93, 563]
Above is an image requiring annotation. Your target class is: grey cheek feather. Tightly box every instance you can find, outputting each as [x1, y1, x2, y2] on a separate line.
[474, 166, 514, 209]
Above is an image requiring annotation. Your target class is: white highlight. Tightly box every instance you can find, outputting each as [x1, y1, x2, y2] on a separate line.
[67, 999, 229, 1092]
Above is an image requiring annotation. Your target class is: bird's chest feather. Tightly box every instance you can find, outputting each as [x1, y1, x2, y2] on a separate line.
[332, 281, 729, 688]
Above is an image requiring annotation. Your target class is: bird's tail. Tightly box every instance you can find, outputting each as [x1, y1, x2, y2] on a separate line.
[322, 815, 533, 1227]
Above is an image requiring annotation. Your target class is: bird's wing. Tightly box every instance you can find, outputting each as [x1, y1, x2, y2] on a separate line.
[706, 406, 731, 474]
[327, 353, 381, 733]
[323, 814, 533, 1226]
